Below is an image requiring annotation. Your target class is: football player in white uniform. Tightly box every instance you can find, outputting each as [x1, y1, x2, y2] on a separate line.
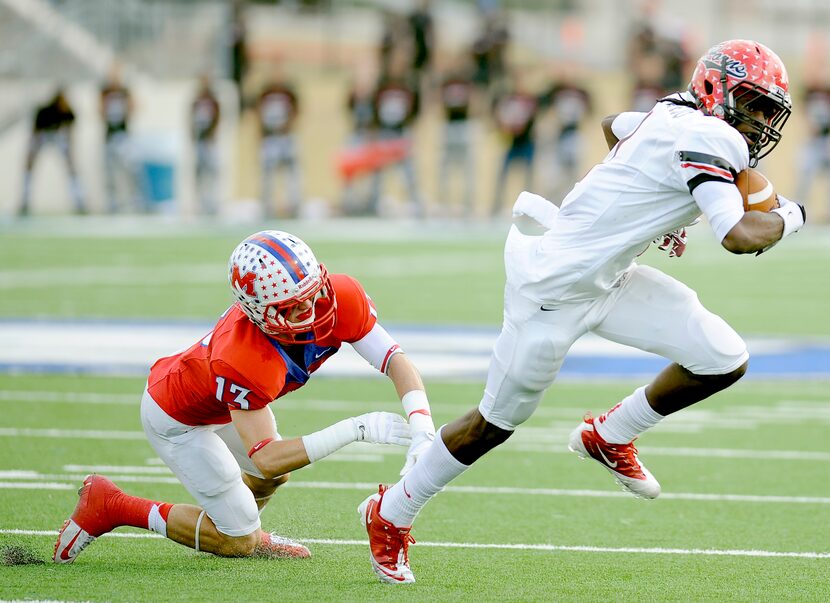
[357, 40, 806, 584]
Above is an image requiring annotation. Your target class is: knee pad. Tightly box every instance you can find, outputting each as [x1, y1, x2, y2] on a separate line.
[685, 309, 748, 375]
[481, 330, 561, 429]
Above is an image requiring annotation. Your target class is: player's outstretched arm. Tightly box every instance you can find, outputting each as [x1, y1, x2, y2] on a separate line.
[233, 407, 410, 479]
[722, 196, 806, 254]
[350, 323, 437, 475]
[693, 180, 806, 255]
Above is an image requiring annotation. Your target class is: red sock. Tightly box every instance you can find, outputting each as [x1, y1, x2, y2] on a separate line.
[111, 491, 173, 533]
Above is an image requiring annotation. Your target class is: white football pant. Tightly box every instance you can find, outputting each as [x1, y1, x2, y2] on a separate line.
[478, 226, 748, 430]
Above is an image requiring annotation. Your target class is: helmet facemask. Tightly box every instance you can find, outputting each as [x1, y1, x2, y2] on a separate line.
[719, 79, 791, 166]
[261, 265, 336, 345]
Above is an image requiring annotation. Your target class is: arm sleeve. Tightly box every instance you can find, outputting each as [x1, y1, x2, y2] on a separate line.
[350, 323, 403, 374]
[692, 180, 745, 243]
[612, 112, 648, 139]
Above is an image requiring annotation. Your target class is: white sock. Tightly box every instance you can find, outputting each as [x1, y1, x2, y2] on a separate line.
[147, 504, 168, 537]
[380, 427, 468, 527]
[594, 385, 664, 444]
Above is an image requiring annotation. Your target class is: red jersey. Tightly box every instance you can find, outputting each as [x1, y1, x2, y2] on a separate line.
[147, 274, 376, 426]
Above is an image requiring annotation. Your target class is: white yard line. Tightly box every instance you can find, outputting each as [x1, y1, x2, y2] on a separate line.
[2, 528, 827, 559]
[5, 391, 830, 425]
[1, 424, 828, 462]
[3, 472, 830, 505]
[0, 427, 146, 440]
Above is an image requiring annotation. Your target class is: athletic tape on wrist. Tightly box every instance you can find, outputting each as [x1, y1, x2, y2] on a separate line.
[301, 418, 356, 463]
[772, 198, 804, 238]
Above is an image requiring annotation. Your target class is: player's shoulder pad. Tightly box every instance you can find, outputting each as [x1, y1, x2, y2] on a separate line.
[674, 114, 749, 193]
[676, 114, 749, 173]
[611, 111, 648, 140]
[329, 273, 377, 342]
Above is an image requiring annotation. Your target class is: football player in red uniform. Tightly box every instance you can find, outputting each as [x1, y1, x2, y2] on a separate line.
[54, 230, 435, 563]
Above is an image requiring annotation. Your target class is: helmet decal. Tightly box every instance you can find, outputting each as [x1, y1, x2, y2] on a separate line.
[702, 53, 747, 79]
[230, 265, 257, 296]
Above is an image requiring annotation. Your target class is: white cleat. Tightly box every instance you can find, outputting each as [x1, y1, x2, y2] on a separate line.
[53, 519, 97, 564]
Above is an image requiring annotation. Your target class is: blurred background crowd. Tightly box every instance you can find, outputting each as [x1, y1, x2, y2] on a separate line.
[3, 0, 830, 222]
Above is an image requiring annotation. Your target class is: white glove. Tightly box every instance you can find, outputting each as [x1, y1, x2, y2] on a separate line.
[400, 429, 435, 476]
[351, 412, 411, 446]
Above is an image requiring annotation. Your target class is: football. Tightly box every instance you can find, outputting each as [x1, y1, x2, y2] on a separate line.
[734, 168, 778, 212]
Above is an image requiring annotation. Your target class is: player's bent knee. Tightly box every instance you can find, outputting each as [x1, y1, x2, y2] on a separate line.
[715, 359, 748, 384]
[481, 332, 559, 430]
[515, 333, 560, 392]
[685, 309, 749, 375]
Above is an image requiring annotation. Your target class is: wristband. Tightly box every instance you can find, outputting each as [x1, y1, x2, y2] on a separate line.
[402, 390, 431, 418]
[402, 390, 434, 433]
[247, 437, 274, 458]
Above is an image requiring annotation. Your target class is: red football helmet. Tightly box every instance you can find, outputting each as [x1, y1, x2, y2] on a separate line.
[228, 230, 336, 344]
[689, 40, 792, 165]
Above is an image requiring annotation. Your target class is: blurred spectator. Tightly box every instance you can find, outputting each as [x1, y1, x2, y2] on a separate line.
[659, 33, 689, 92]
[407, 0, 435, 96]
[340, 66, 379, 215]
[191, 75, 222, 215]
[257, 77, 302, 219]
[100, 64, 136, 212]
[471, 10, 510, 100]
[795, 79, 830, 213]
[379, 9, 410, 77]
[538, 70, 592, 204]
[627, 24, 667, 111]
[229, 0, 249, 110]
[626, 3, 690, 112]
[437, 62, 477, 216]
[630, 57, 669, 111]
[18, 88, 86, 216]
[490, 70, 539, 217]
[368, 53, 423, 217]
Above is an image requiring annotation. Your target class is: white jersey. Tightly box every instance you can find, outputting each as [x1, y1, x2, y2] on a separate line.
[516, 92, 750, 303]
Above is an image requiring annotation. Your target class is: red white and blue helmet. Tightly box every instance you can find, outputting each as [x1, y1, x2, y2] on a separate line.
[688, 39, 792, 165]
[228, 230, 336, 343]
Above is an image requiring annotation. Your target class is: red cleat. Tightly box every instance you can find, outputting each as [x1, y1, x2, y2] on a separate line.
[53, 474, 122, 563]
[569, 414, 661, 499]
[358, 485, 415, 584]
